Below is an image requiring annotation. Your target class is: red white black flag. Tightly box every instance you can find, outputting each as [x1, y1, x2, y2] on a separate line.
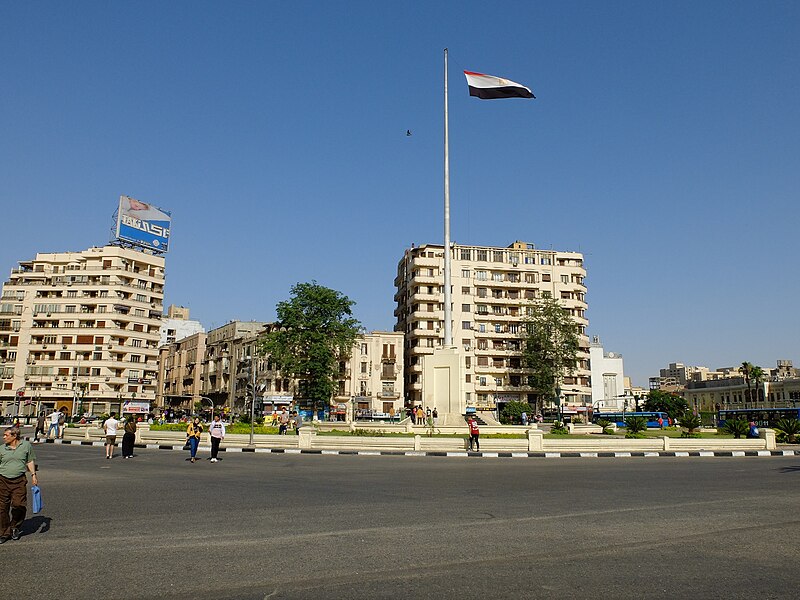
[464, 71, 535, 100]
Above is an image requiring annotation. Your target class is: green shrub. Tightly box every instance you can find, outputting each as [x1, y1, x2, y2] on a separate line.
[678, 412, 702, 435]
[775, 418, 800, 443]
[624, 416, 647, 434]
[596, 419, 613, 435]
[723, 419, 749, 439]
[550, 421, 569, 435]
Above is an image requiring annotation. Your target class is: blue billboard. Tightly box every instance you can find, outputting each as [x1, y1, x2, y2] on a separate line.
[116, 195, 171, 252]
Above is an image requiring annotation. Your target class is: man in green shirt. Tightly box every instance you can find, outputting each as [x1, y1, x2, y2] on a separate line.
[0, 426, 38, 543]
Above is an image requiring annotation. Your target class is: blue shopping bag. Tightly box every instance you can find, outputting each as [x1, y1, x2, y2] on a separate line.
[31, 485, 42, 514]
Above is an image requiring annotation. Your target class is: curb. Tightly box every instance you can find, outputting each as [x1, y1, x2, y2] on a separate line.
[29, 438, 800, 459]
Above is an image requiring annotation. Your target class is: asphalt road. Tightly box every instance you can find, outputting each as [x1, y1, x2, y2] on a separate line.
[4, 445, 800, 599]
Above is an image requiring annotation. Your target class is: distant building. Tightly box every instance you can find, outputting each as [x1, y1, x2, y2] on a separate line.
[589, 336, 626, 411]
[158, 304, 204, 346]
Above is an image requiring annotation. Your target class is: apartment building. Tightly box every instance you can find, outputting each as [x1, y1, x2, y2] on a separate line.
[200, 321, 268, 411]
[335, 331, 404, 419]
[177, 321, 403, 419]
[0, 245, 165, 418]
[394, 241, 590, 414]
[157, 330, 207, 413]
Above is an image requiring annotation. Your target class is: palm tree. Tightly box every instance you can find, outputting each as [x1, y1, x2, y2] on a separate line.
[740, 362, 753, 406]
[750, 366, 765, 405]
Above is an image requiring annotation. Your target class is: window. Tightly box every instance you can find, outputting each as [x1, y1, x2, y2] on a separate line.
[130, 355, 141, 363]
[495, 324, 502, 333]
[91, 368, 101, 376]
[479, 377, 487, 386]
[65, 305, 76, 313]
[461, 286, 470, 294]
[361, 343, 368, 355]
[361, 362, 368, 374]
[561, 275, 569, 284]
[477, 305, 488, 315]
[479, 324, 486, 333]
[477, 356, 488, 366]
[541, 256, 552, 265]
[477, 288, 487, 298]
[461, 269, 470, 278]
[475, 270, 487, 281]
[462, 321, 472, 330]
[493, 251, 504, 262]
[476, 250, 487, 261]
[64, 321, 75, 328]
[99, 290, 108, 298]
[59, 352, 70, 360]
[381, 381, 394, 397]
[492, 272, 503, 282]
[495, 377, 503, 387]
[131, 339, 142, 348]
[460, 249, 471, 260]
[461, 304, 471, 312]
[133, 309, 145, 317]
[465, 374, 472, 383]
[136, 294, 147, 302]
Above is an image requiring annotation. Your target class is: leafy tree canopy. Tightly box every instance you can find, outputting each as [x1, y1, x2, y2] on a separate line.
[643, 390, 688, 420]
[521, 298, 580, 400]
[260, 282, 362, 408]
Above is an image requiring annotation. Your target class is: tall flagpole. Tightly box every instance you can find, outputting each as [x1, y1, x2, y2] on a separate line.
[443, 48, 452, 347]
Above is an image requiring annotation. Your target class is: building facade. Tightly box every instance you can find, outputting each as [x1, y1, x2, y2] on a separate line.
[0, 245, 165, 418]
[394, 241, 590, 414]
[589, 336, 626, 411]
[157, 330, 207, 414]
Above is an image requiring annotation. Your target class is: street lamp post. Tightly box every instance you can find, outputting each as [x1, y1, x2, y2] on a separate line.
[248, 351, 257, 446]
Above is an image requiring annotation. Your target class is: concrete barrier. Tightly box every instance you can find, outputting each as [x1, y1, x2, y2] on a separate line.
[60, 425, 776, 453]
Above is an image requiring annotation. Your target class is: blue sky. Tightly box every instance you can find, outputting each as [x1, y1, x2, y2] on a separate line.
[2, 1, 798, 386]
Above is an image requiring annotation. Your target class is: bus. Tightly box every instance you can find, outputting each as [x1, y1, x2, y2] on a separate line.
[717, 408, 800, 429]
[592, 411, 669, 428]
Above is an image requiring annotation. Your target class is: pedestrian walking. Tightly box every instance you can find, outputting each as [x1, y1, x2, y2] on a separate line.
[57, 411, 65, 438]
[0, 426, 38, 543]
[103, 412, 120, 459]
[279, 408, 289, 435]
[34, 412, 47, 443]
[468, 416, 480, 452]
[186, 417, 203, 463]
[121, 415, 137, 459]
[293, 411, 303, 434]
[432, 408, 438, 426]
[46, 409, 60, 439]
[209, 414, 225, 462]
[521, 411, 528, 426]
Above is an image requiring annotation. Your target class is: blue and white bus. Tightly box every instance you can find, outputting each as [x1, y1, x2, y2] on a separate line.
[717, 408, 800, 429]
[592, 411, 669, 428]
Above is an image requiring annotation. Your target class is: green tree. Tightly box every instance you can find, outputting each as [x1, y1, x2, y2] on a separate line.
[750, 366, 765, 404]
[260, 282, 363, 414]
[643, 390, 688, 421]
[500, 401, 533, 425]
[521, 298, 581, 414]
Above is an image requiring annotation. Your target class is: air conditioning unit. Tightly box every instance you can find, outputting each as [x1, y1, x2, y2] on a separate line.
[62, 345, 67, 350]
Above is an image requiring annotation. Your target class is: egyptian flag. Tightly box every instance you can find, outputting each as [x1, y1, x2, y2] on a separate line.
[464, 71, 535, 100]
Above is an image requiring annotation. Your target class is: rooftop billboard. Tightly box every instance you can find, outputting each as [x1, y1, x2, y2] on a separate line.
[116, 195, 171, 252]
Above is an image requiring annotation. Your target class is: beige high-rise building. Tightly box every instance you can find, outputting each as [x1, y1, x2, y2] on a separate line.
[394, 241, 590, 415]
[0, 245, 165, 418]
